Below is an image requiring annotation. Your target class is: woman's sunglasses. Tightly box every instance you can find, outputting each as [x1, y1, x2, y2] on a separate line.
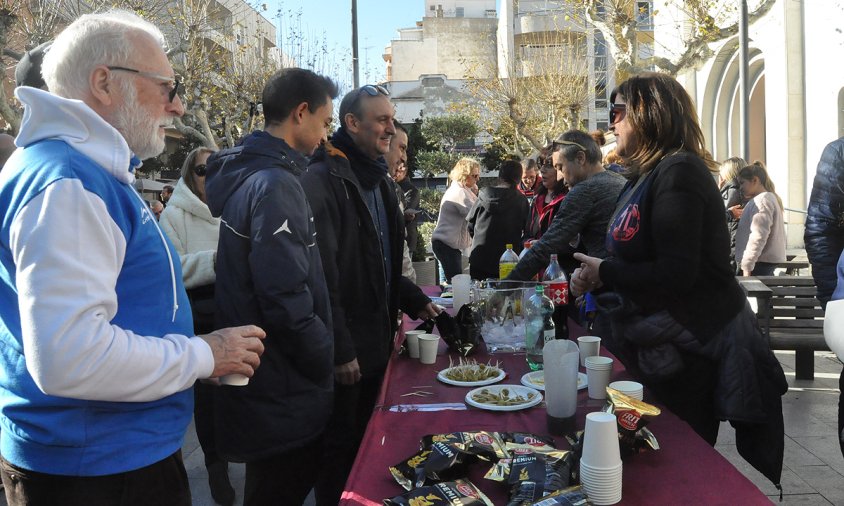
[193, 164, 207, 177]
[609, 103, 627, 125]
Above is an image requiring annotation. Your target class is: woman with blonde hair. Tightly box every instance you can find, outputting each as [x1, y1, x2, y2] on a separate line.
[431, 157, 480, 282]
[735, 162, 786, 276]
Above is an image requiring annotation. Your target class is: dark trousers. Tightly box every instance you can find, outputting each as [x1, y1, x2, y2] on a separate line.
[194, 381, 222, 468]
[0, 451, 190, 506]
[839, 366, 844, 459]
[751, 262, 777, 276]
[314, 374, 383, 506]
[432, 239, 463, 283]
[243, 436, 322, 506]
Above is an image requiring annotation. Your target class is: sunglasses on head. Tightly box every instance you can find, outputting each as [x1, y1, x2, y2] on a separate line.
[359, 84, 390, 97]
[553, 139, 587, 152]
[609, 103, 627, 125]
[193, 164, 207, 177]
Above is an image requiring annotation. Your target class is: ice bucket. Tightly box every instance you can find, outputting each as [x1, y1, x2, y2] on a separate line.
[472, 279, 537, 353]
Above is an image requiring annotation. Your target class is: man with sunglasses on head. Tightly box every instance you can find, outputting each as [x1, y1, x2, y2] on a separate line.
[0, 11, 267, 506]
[508, 129, 625, 282]
[303, 85, 438, 505]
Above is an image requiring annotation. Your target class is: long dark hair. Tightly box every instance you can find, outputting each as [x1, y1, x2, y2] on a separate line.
[611, 73, 707, 176]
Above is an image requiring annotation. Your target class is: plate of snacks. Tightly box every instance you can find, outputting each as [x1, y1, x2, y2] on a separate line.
[520, 371, 587, 391]
[437, 358, 505, 387]
[465, 385, 542, 411]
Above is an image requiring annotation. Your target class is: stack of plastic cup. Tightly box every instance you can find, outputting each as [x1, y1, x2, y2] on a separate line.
[608, 380, 644, 400]
[584, 356, 614, 400]
[580, 412, 623, 505]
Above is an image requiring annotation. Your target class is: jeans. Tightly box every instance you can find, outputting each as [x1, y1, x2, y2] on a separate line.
[751, 262, 777, 276]
[432, 239, 463, 283]
[1, 451, 190, 506]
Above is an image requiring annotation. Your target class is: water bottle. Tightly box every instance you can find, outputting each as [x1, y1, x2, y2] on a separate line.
[543, 254, 569, 340]
[518, 241, 532, 260]
[498, 243, 519, 279]
[525, 284, 555, 370]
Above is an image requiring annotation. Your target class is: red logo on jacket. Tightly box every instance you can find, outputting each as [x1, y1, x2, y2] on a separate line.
[612, 204, 640, 242]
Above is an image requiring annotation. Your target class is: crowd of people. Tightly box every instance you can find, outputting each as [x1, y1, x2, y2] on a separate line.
[2, 6, 844, 506]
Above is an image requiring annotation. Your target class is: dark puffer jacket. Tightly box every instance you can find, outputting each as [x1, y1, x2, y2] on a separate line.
[204, 131, 334, 461]
[806, 137, 844, 305]
[302, 140, 430, 377]
[720, 180, 743, 273]
[467, 186, 529, 280]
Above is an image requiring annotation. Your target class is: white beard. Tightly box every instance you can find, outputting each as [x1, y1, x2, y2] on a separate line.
[112, 79, 168, 160]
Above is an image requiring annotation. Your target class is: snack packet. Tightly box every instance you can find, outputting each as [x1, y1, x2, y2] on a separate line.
[383, 479, 494, 506]
[500, 432, 557, 455]
[421, 431, 508, 461]
[485, 450, 573, 505]
[526, 485, 589, 505]
[604, 388, 661, 455]
[389, 442, 474, 490]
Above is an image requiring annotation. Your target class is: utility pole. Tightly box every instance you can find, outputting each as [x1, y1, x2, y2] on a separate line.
[352, 0, 360, 88]
[738, 0, 750, 161]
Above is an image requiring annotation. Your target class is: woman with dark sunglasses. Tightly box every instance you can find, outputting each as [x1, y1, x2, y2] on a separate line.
[159, 146, 234, 505]
[569, 74, 787, 477]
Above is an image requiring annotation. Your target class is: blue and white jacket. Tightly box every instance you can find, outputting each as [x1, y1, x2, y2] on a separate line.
[0, 87, 214, 476]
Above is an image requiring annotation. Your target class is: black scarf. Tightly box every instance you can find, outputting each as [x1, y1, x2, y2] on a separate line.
[331, 128, 388, 191]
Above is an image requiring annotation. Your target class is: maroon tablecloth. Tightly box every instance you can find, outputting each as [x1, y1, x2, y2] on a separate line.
[340, 288, 770, 505]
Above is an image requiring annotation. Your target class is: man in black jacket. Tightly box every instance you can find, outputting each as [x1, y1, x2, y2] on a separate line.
[204, 68, 338, 505]
[302, 85, 438, 505]
[805, 136, 844, 458]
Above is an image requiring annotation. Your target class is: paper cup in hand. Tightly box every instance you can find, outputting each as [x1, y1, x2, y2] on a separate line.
[404, 330, 425, 359]
[220, 374, 249, 386]
[417, 334, 440, 364]
[577, 335, 601, 367]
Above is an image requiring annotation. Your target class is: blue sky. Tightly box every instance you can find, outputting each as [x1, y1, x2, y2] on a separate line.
[271, 0, 425, 89]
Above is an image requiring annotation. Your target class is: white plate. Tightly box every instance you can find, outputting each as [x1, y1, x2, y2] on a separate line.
[465, 384, 543, 411]
[437, 365, 506, 387]
[520, 371, 587, 391]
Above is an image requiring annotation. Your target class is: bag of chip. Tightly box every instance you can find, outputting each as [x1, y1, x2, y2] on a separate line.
[421, 431, 507, 461]
[383, 479, 494, 506]
[500, 432, 557, 455]
[485, 450, 574, 505]
[604, 388, 661, 456]
[389, 442, 474, 491]
[526, 485, 589, 506]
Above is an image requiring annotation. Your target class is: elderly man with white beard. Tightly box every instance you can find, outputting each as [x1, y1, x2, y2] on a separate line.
[0, 10, 266, 506]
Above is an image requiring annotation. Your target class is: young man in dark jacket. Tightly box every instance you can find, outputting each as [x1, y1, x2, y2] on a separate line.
[204, 68, 338, 505]
[302, 85, 438, 505]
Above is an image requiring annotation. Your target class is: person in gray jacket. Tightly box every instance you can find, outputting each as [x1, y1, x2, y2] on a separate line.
[509, 130, 626, 281]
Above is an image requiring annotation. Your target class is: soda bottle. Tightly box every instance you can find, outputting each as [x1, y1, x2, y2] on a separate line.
[498, 243, 519, 279]
[524, 284, 555, 370]
[543, 254, 569, 340]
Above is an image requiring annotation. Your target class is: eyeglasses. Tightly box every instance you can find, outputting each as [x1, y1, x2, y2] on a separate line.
[359, 84, 390, 97]
[107, 66, 181, 103]
[193, 164, 207, 177]
[609, 103, 627, 125]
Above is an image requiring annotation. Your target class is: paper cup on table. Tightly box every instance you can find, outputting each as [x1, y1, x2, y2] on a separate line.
[220, 374, 249, 386]
[585, 356, 613, 400]
[582, 411, 622, 468]
[452, 274, 471, 312]
[577, 335, 601, 367]
[417, 334, 440, 364]
[609, 380, 643, 400]
[404, 330, 426, 359]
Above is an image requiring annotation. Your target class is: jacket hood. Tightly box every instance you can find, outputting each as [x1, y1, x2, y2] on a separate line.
[14, 87, 139, 184]
[167, 178, 219, 225]
[478, 186, 522, 214]
[205, 130, 308, 217]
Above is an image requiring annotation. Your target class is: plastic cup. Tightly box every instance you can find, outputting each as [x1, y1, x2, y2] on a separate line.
[581, 411, 622, 469]
[585, 356, 613, 400]
[404, 330, 425, 359]
[609, 380, 643, 400]
[577, 335, 601, 366]
[220, 374, 249, 386]
[417, 334, 440, 364]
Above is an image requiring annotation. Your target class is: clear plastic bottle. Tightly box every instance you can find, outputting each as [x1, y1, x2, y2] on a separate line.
[525, 284, 555, 370]
[543, 254, 569, 340]
[498, 243, 519, 279]
[518, 241, 532, 260]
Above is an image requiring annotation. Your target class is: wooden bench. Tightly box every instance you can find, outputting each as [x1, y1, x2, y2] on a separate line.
[738, 275, 826, 380]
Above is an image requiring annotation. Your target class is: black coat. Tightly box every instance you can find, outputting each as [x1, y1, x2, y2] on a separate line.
[805, 137, 844, 305]
[303, 141, 430, 377]
[204, 131, 334, 461]
[720, 180, 743, 272]
[467, 186, 529, 280]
